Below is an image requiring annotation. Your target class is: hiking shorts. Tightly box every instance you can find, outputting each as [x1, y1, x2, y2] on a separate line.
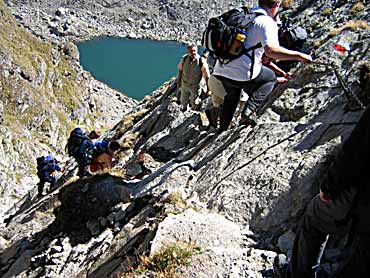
[180, 85, 201, 109]
[209, 75, 226, 108]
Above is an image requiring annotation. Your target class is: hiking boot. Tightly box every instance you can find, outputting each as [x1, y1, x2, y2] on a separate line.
[205, 107, 219, 128]
[206, 125, 218, 134]
[239, 113, 257, 128]
[273, 254, 289, 278]
[240, 106, 258, 128]
[48, 184, 57, 193]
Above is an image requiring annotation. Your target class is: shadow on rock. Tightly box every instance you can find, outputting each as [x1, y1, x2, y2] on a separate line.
[54, 174, 132, 245]
[0, 174, 133, 278]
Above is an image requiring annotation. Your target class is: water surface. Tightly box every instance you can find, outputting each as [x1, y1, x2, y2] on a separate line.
[77, 37, 187, 100]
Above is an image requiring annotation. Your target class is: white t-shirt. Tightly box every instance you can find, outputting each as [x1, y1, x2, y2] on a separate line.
[213, 7, 279, 81]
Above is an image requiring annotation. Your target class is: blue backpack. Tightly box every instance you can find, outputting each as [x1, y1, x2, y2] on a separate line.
[66, 128, 94, 159]
[37, 155, 54, 173]
[66, 128, 109, 164]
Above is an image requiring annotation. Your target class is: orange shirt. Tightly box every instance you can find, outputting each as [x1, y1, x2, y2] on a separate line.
[89, 153, 115, 172]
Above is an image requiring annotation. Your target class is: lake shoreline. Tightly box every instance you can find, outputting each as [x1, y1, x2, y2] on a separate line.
[77, 37, 187, 100]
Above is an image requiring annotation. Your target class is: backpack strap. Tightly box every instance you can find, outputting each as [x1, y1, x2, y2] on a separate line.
[182, 54, 189, 65]
[241, 11, 264, 79]
[242, 42, 263, 79]
[183, 54, 204, 70]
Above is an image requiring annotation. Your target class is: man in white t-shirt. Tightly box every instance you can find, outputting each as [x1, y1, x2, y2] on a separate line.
[210, 0, 312, 132]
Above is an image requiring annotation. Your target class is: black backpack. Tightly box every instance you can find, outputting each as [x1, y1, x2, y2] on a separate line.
[66, 129, 93, 159]
[279, 24, 307, 51]
[36, 155, 54, 173]
[202, 6, 262, 65]
[278, 16, 307, 51]
[277, 17, 308, 71]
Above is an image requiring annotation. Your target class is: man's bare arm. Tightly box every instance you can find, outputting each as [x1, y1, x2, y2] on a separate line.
[264, 44, 312, 64]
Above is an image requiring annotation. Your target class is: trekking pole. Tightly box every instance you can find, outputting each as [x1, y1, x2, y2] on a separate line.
[312, 61, 366, 110]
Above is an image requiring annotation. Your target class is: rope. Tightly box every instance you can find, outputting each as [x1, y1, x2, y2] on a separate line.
[216, 131, 301, 184]
[312, 61, 366, 110]
[215, 121, 358, 185]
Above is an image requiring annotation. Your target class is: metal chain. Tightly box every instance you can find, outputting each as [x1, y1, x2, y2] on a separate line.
[313, 61, 366, 110]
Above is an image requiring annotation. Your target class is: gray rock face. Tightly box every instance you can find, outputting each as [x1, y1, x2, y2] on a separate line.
[55, 175, 131, 243]
[150, 209, 276, 278]
[6, 0, 261, 43]
[0, 0, 137, 221]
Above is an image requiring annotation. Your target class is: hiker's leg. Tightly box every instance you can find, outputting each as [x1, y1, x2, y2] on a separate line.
[289, 189, 356, 278]
[238, 101, 246, 116]
[77, 161, 87, 177]
[175, 87, 181, 104]
[332, 233, 370, 278]
[235, 93, 247, 121]
[216, 77, 241, 131]
[332, 201, 370, 278]
[206, 106, 221, 128]
[205, 93, 223, 129]
[235, 89, 248, 120]
[47, 176, 57, 190]
[180, 87, 191, 111]
[209, 75, 226, 108]
[37, 180, 45, 197]
[219, 90, 241, 131]
[289, 196, 328, 278]
[241, 66, 276, 117]
[189, 88, 201, 110]
[205, 75, 226, 128]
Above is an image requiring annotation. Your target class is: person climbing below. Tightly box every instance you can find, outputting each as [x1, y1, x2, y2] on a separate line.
[206, 75, 251, 130]
[36, 155, 61, 197]
[88, 129, 101, 140]
[261, 54, 292, 83]
[276, 15, 308, 72]
[89, 141, 121, 173]
[274, 105, 370, 278]
[202, 49, 217, 75]
[65, 127, 110, 178]
[208, 0, 312, 132]
[199, 50, 214, 102]
[177, 42, 211, 111]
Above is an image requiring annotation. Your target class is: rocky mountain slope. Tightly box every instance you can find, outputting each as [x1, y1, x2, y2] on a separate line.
[5, 0, 262, 42]
[0, 0, 136, 220]
[0, 0, 370, 278]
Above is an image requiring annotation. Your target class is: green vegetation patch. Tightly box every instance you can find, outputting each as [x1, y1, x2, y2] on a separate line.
[121, 242, 201, 278]
[351, 2, 365, 13]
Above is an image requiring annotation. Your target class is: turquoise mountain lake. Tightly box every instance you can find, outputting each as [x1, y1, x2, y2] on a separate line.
[77, 37, 188, 100]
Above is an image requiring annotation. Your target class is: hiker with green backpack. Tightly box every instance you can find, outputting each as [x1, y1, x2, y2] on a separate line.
[202, 0, 312, 132]
[177, 42, 210, 112]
